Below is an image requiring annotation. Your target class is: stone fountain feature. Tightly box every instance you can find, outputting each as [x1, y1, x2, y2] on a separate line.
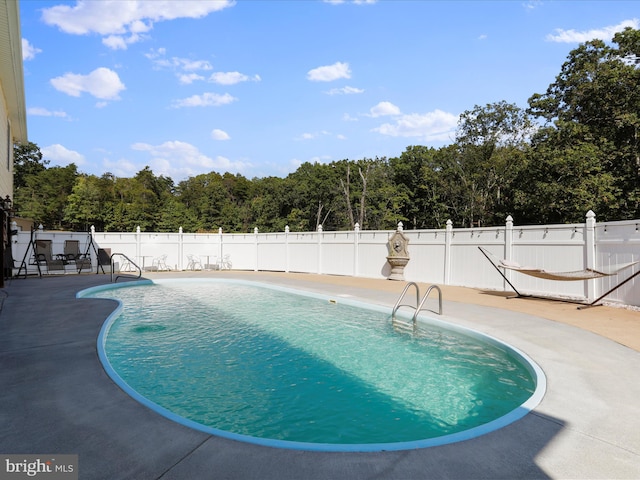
[386, 224, 409, 281]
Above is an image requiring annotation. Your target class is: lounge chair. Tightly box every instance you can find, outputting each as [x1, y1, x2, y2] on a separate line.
[478, 246, 640, 308]
[35, 240, 65, 273]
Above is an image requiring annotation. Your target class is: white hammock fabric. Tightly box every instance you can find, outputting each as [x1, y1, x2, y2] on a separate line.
[480, 247, 638, 281]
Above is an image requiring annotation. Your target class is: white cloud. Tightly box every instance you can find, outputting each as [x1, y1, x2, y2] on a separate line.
[179, 59, 214, 71]
[211, 129, 230, 140]
[102, 157, 139, 178]
[41, 144, 86, 166]
[22, 38, 42, 60]
[522, 1, 542, 11]
[147, 50, 213, 72]
[144, 47, 166, 59]
[41, 0, 235, 50]
[298, 131, 331, 140]
[372, 109, 458, 142]
[546, 19, 639, 43]
[145, 49, 219, 84]
[171, 92, 237, 108]
[131, 140, 251, 179]
[325, 86, 364, 95]
[368, 101, 401, 117]
[27, 107, 69, 119]
[307, 61, 351, 82]
[209, 71, 261, 85]
[102, 35, 129, 50]
[178, 73, 205, 85]
[50, 67, 125, 100]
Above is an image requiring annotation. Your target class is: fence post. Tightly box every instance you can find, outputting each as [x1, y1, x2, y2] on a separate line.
[178, 226, 183, 271]
[585, 210, 596, 301]
[90, 225, 96, 267]
[218, 227, 223, 268]
[444, 220, 453, 285]
[254, 227, 259, 272]
[285, 225, 290, 273]
[354, 223, 360, 277]
[317, 224, 323, 274]
[504, 216, 514, 291]
[136, 226, 141, 267]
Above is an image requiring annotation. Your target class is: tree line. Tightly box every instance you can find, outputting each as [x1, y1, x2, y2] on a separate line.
[13, 28, 640, 233]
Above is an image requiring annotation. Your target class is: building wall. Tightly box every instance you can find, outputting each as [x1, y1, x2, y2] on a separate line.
[0, 0, 28, 200]
[0, 95, 11, 198]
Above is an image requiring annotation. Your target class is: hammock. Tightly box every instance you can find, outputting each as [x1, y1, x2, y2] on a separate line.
[478, 247, 640, 308]
[479, 247, 638, 281]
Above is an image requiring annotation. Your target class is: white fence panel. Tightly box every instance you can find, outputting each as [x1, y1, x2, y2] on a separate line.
[181, 233, 221, 270]
[9, 211, 640, 306]
[356, 231, 390, 279]
[450, 229, 502, 289]
[594, 221, 640, 305]
[511, 224, 587, 299]
[257, 233, 287, 271]
[286, 232, 319, 274]
[319, 231, 356, 276]
[139, 233, 180, 270]
[220, 233, 256, 271]
[402, 230, 447, 284]
[93, 232, 138, 269]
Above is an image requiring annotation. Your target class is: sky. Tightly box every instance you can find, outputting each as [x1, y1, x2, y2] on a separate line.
[18, 0, 640, 183]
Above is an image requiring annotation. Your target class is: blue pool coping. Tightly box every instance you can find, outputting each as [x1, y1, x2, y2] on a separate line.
[78, 278, 547, 453]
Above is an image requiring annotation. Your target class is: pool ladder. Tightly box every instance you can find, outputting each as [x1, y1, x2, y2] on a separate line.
[392, 282, 442, 334]
[110, 253, 142, 283]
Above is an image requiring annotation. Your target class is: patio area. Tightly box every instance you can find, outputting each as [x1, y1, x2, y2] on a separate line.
[1, 271, 639, 479]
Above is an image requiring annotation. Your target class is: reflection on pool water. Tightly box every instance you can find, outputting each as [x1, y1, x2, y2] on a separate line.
[82, 279, 545, 452]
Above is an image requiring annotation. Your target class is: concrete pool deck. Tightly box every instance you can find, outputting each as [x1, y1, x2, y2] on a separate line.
[0, 271, 639, 479]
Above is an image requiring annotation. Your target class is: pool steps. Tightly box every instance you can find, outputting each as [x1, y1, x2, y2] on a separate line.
[392, 282, 443, 334]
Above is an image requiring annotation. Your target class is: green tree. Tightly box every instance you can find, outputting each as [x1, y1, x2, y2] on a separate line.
[390, 146, 445, 229]
[63, 174, 111, 231]
[448, 101, 532, 227]
[13, 142, 49, 190]
[527, 27, 640, 219]
[250, 176, 288, 232]
[284, 162, 342, 231]
[514, 123, 618, 223]
[14, 164, 78, 229]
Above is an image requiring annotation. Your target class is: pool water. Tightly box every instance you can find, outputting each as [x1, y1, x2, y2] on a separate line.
[85, 279, 542, 451]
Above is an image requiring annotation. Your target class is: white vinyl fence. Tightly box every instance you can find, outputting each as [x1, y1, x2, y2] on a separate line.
[9, 210, 640, 307]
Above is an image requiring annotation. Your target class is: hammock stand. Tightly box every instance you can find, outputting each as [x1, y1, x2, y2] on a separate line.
[478, 247, 640, 309]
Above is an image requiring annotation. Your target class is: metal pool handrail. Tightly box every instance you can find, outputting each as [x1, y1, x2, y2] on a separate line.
[392, 282, 421, 319]
[110, 253, 142, 283]
[392, 282, 443, 333]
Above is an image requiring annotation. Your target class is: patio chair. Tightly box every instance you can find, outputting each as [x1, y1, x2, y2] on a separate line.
[152, 254, 172, 271]
[63, 240, 91, 272]
[219, 254, 232, 270]
[35, 240, 65, 273]
[186, 254, 203, 271]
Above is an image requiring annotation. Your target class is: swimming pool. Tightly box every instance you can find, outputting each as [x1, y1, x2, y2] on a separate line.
[81, 279, 545, 452]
